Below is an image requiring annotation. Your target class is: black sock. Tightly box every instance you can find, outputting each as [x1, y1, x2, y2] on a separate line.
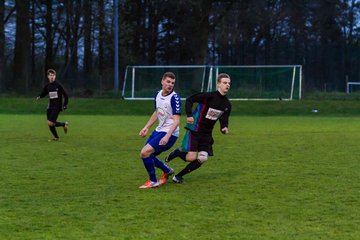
[178, 151, 187, 161]
[168, 148, 187, 162]
[55, 122, 65, 127]
[177, 160, 202, 177]
[49, 126, 59, 138]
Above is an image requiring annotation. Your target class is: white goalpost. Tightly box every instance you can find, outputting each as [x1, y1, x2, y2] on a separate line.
[346, 82, 360, 94]
[122, 65, 209, 100]
[122, 65, 302, 100]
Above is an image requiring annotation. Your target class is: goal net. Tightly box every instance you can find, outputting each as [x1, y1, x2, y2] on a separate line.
[209, 65, 302, 100]
[121, 65, 209, 100]
[122, 65, 302, 100]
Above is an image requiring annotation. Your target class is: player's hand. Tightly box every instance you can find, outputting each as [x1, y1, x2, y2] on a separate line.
[139, 127, 148, 137]
[159, 136, 169, 145]
[221, 127, 229, 134]
[187, 116, 194, 124]
[63, 105, 67, 110]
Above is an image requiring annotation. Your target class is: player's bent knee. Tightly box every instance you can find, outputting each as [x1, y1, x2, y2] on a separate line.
[185, 152, 197, 162]
[197, 151, 208, 163]
[140, 151, 150, 159]
[140, 153, 148, 159]
[47, 121, 54, 126]
[140, 146, 153, 159]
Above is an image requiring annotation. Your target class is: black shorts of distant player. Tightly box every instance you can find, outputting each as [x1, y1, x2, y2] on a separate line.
[181, 130, 214, 156]
[47, 109, 61, 123]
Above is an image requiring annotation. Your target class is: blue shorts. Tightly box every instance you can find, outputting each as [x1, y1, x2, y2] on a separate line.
[145, 130, 178, 156]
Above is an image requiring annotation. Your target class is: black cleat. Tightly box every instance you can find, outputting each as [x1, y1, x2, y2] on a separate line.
[63, 122, 69, 134]
[172, 175, 184, 184]
[165, 148, 180, 162]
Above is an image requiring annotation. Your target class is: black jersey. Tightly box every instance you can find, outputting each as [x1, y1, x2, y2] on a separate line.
[38, 81, 68, 110]
[185, 91, 231, 134]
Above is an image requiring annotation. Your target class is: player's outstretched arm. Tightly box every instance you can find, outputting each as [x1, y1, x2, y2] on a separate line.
[139, 111, 157, 137]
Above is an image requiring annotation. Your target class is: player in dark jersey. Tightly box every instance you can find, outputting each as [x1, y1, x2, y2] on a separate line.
[165, 73, 232, 183]
[36, 69, 69, 141]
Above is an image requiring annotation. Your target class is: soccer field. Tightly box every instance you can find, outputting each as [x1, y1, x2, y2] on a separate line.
[1, 113, 360, 239]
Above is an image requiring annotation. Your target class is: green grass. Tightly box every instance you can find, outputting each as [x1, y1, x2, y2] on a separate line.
[2, 97, 360, 116]
[1, 98, 360, 239]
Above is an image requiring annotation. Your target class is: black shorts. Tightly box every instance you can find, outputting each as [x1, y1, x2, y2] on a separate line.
[47, 109, 60, 122]
[180, 130, 214, 156]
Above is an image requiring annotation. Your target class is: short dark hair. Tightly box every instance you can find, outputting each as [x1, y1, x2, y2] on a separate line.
[217, 73, 230, 83]
[47, 69, 56, 75]
[162, 72, 176, 80]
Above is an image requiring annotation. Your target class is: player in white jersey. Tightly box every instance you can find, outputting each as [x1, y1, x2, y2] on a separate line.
[138, 72, 182, 188]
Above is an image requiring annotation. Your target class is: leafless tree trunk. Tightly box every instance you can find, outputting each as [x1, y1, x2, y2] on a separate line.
[63, 0, 81, 88]
[30, 0, 36, 87]
[97, 0, 105, 77]
[191, 0, 212, 65]
[70, 1, 81, 77]
[45, 0, 53, 71]
[0, 0, 360, 94]
[64, 0, 70, 72]
[83, 0, 92, 74]
[13, 0, 30, 93]
[0, 0, 4, 91]
[146, 0, 160, 65]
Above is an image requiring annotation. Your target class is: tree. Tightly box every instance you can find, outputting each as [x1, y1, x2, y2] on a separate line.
[161, 0, 235, 65]
[45, 0, 54, 70]
[83, 0, 92, 74]
[97, 0, 105, 77]
[187, 0, 213, 65]
[166, 0, 214, 64]
[340, 0, 360, 85]
[285, 0, 310, 64]
[0, 0, 4, 91]
[144, 0, 160, 65]
[30, 0, 35, 87]
[63, 0, 82, 87]
[13, 0, 31, 93]
[309, 0, 344, 90]
[2, 0, 360, 94]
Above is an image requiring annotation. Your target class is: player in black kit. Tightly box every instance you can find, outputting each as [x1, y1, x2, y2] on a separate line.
[36, 69, 69, 141]
[165, 73, 232, 183]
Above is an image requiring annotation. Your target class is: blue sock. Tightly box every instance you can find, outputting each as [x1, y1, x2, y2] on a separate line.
[152, 155, 171, 173]
[142, 156, 157, 182]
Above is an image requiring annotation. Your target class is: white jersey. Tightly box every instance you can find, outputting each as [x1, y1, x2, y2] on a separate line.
[154, 90, 182, 137]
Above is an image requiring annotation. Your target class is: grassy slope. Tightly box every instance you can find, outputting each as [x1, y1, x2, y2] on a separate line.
[1, 97, 360, 116]
[1, 98, 360, 239]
